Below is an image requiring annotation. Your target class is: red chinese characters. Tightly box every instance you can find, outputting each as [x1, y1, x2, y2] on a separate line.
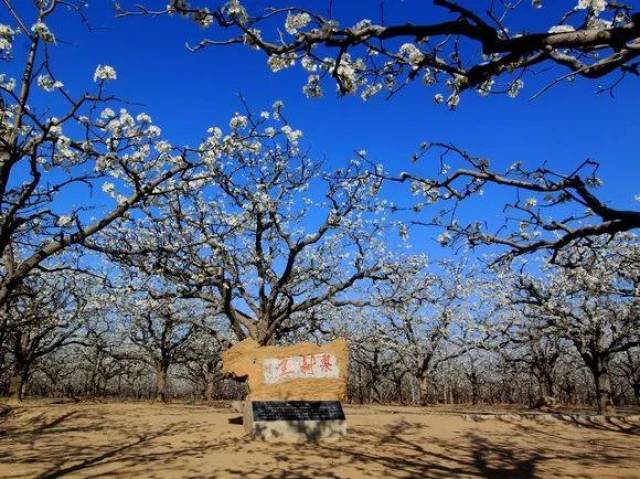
[319, 354, 333, 372]
[300, 355, 316, 374]
[277, 358, 291, 377]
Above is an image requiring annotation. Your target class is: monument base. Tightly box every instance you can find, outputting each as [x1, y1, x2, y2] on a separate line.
[243, 400, 347, 442]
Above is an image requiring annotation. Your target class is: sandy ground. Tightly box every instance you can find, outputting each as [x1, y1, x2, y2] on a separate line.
[1, 401, 639, 479]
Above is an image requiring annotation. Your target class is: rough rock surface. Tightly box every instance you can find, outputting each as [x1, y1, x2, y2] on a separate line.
[222, 338, 348, 401]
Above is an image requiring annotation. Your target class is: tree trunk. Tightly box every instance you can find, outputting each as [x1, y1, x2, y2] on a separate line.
[418, 374, 430, 406]
[8, 362, 29, 401]
[155, 362, 169, 402]
[255, 320, 275, 346]
[589, 360, 614, 414]
[205, 375, 215, 403]
[533, 370, 557, 409]
[471, 382, 480, 405]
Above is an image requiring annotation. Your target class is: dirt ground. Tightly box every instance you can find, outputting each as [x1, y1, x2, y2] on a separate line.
[1, 401, 639, 479]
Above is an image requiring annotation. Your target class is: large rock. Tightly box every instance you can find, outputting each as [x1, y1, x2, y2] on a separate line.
[222, 338, 348, 401]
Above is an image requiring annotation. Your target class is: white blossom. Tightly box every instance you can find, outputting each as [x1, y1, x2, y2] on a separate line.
[353, 19, 373, 31]
[303, 74, 322, 98]
[437, 231, 451, 245]
[31, 22, 55, 43]
[155, 140, 172, 154]
[146, 125, 162, 137]
[267, 52, 297, 72]
[0, 75, 15, 92]
[285, 12, 311, 35]
[447, 93, 460, 110]
[281, 125, 303, 142]
[57, 215, 73, 228]
[224, 0, 247, 22]
[136, 113, 152, 123]
[0, 24, 16, 53]
[229, 113, 248, 130]
[507, 79, 524, 98]
[193, 8, 214, 28]
[37, 74, 63, 92]
[422, 69, 436, 86]
[398, 43, 424, 64]
[301, 56, 317, 72]
[548, 24, 576, 33]
[361, 83, 382, 101]
[93, 65, 117, 82]
[477, 79, 494, 96]
[102, 182, 115, 194]
[576, 0, 607, 13]
[100, 108, 115, 119]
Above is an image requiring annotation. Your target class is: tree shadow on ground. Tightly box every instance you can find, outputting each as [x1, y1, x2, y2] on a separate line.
[0, 405, 246, 478]
[217, 418, 636, 479]
[554, 415, 640, 435]
[2, 405, 639, 478]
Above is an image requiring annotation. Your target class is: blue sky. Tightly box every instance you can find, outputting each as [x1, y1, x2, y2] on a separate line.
[5, 0, 639, 257]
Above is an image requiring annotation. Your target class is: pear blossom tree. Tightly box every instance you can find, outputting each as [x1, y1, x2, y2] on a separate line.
[372, 257, 480, 404]
[114, 290, 202, 403]
[346, 318, 403, 404]
[461, 352, 494, 405]
[89, 103, 394, 346]
[34, 348, 79, 398]
[494, 319, 567, 408]
[4, 269, 98, 400]
[612, 349, 640, 404]
[178, 330, 226, 402]
[119, 1, 640, 104]
[496, 234, 640, 412]
[116, 0, 640, 261]
[75, 321, 132, 398]
[381, 144, 640, 263]
[0, 0, 205, 311]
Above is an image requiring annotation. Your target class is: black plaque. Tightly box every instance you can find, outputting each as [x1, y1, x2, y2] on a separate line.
[252, 401, 345, 422]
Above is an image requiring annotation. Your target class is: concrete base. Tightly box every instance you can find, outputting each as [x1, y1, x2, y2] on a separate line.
[243, 401, 346, 442]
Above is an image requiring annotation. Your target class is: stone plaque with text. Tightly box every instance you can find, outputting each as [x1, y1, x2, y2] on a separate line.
[252, 401, 345, 422]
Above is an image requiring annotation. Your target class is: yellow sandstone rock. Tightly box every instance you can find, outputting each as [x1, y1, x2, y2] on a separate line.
[222, 338, 348, 401]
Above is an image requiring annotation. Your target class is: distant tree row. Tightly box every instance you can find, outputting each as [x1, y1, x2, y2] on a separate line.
[2, 235, 638, 413]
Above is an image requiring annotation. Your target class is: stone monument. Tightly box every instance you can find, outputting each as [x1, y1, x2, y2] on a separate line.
[222, 338, 348, 442]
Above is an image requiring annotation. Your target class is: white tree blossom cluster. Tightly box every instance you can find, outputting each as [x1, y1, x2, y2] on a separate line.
[111, 0, 640, 260]
[484, 234, 640, 412]
[378, 143, 639, 264]
[0, 1, 250, 313]
[88, 100, 402, 346]
[121, 0, 640, 107]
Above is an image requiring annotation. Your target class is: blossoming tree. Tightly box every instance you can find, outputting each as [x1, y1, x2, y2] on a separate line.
[372, 258, 480, 404]
[3, 269, 99, 400]
[119, 1, 640, 103]
[117, 0, 640, 261]
[494, 234, 640, 412]
[0, 1, 207, 311]
[89, 102, 395, 346]
[381, 143, 640, 263]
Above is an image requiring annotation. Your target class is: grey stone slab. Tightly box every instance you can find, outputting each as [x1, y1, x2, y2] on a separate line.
[242, 400, 347, 442]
